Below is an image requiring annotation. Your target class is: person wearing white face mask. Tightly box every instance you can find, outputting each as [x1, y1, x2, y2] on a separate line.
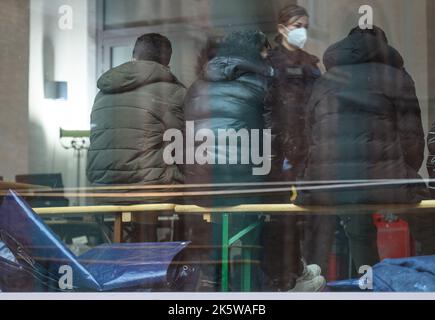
[281, 24, 308, 50]
[262, 4, 328, 292]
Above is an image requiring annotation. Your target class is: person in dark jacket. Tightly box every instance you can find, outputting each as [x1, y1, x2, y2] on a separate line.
[265, 4, 321, 181]
[297, 26, 426, 269]
[182, 30, 273, 291]
[427, 124, 435, 200]
[86, 33, 186, 242]
[262, 4, 327, 291]
[410, 124, 435, 255]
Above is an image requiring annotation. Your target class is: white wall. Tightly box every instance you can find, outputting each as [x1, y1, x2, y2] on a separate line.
[0, 0, 29, 182]
[28, 0, 96, 198]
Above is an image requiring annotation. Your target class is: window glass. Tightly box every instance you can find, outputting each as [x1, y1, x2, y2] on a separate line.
[1, 0, 435, 295]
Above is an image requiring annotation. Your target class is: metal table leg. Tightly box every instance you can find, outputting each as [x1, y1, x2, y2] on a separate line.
[242, 248, 252, 292]
[114, 213, 123, 243]
[221, 213, 230, 292]
[221, 217, 262, 292]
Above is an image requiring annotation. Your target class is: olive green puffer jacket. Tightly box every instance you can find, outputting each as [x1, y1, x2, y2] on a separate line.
[86, 61, 186, 186]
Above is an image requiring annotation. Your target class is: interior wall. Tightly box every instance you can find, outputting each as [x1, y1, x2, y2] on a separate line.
[28, 0, 96, 198]
[24, 0, 296, 192]
[100, 0, 296, 87]
[0, 0, 29, 181]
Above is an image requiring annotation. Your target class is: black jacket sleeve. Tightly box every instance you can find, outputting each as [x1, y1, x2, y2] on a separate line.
[264, 75, 319, 179]
[395, 72, 425, 172]
[427, 124, 435, 190]
[263, 84, 283, 173]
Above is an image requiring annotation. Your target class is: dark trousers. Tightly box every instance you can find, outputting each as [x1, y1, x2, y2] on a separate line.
[340, 213, 380, 269]
[405, 212, 435, 256]
[340, 211, 435, 268]
[302, 213, 380, 277]
[261, 215, 302, 290]
[341, 211, 435, 269]
[179, 214, 265, 292]
[302, 214, 336, 276]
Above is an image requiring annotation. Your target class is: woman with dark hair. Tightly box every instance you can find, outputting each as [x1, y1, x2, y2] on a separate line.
[267, 4, 320, 184]
[262, 4, 328, 291]
[194, 37, 221, 77]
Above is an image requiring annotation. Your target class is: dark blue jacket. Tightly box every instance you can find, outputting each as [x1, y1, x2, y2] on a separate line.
[297, 33, 426, 205]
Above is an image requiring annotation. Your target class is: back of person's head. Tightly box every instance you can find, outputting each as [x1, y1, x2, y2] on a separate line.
[324, 24, 403, 70]
[349, 25, 388, 43]
[195, 37, 221, 76]
[133, 33, 172, 66]
[217, 30, 270, 63]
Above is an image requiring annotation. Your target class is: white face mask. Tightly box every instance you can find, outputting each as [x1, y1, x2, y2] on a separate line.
[284, 27, 308, 49]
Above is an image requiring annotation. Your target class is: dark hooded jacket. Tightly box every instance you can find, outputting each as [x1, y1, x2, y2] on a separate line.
[86, 61, 186, 187]
[297, 32, 426, 205]
[265, 45, 321, 181]
[183, 31, 273, 195]
[184, 56, 273, 186]
[427, 123, 435, 197]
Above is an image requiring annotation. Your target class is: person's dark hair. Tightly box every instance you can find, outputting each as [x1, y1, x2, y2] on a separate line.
[217, 30, 269, 63]
[195, 37, 221, 76]
[275, 4, 309, 43]
[133, 33, 172, 66]
[349, 25, 388, 43]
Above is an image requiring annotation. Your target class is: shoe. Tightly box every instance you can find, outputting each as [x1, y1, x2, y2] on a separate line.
[288, 262, 325, 292]
[289, 275, 326, 292]
[300, 264, 322, 282]
[267, 262, 323, 292]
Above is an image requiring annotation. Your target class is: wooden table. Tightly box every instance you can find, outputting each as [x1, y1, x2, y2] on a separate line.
[0, 182, 52, 198]
[0, 181, 52, 190]
[32, 199, 435, 292]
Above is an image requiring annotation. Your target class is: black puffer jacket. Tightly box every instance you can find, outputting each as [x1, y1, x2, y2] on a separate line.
[265, 45, 321, 180]
[86, 61, 186, 186]
[184, 56, 272, 188]
[427, 123, 435, 197]
[297, 32, 426, 205]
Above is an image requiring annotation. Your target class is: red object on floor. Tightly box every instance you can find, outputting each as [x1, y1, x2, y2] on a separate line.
[373, 214, 414, 260]
[327, 253, 339, 281]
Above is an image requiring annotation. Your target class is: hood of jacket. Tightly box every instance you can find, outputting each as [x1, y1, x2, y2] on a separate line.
[202, 56, 274, 82]
[323, 32, 404, 71]
[97, 60, 179, 94]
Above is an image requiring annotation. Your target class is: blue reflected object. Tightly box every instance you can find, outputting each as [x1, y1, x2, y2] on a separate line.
[372, 256, 435, 292]
[283, 158, 292, 172]
[0, 191, 197, 292]
[327, 279, 365, 292]
[328, 256, 435, 292]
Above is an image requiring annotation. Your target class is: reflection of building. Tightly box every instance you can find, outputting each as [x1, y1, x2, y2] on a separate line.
[1, 0, 435, 187]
